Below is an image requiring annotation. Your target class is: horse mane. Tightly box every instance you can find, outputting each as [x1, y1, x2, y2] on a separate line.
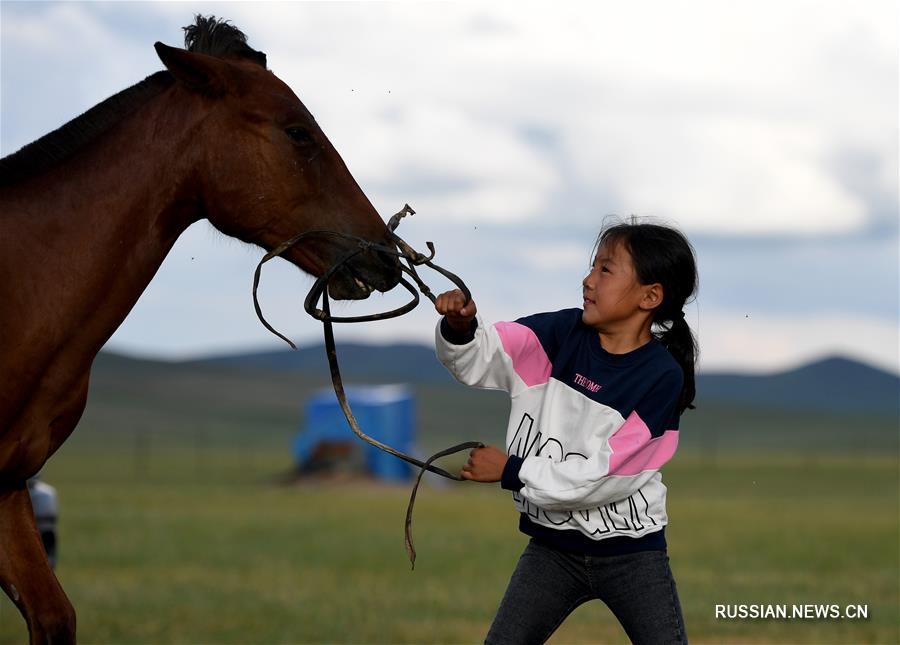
[0, 15, 267, 188]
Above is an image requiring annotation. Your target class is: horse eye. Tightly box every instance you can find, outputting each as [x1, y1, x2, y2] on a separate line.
[286, 127, 313, 145]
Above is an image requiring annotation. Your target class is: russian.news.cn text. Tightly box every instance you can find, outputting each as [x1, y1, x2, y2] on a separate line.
[715, 604, 869, 620]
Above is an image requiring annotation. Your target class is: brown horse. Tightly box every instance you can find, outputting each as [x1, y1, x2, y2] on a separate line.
[0, 17, 400, 643]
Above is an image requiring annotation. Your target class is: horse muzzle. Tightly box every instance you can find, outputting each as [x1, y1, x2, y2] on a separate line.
[329, 244, 402, 300]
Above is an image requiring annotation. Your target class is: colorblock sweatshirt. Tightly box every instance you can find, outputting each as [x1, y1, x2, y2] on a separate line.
[435, 308, 683, 556]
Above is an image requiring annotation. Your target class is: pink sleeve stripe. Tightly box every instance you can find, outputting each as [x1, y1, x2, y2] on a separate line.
[493, 321, 553, 387]
[607, 411, 679, 476]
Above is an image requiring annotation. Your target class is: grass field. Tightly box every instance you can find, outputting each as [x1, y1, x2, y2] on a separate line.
[1, 441, 896, 644]
[1, 358, 897, 643]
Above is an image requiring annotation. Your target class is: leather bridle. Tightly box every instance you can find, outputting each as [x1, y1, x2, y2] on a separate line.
[252, 205, 483, 568]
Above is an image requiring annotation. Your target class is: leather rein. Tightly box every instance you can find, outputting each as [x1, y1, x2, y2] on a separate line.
[252, 205, 482, 568]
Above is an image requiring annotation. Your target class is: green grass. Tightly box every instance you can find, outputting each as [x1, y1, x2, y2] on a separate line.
[2, 359, 897, 642]
[1, 443, 897, 644]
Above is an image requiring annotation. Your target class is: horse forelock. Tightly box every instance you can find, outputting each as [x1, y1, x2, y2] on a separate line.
[183, 14, 267, 68]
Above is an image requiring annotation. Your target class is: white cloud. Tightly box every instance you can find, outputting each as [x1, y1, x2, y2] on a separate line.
[568, 114, 871, 234]
[3, 1, 896, 373]
[4, 2, 896, 234]
[345, 103, 561, 222]
[155, 1, 896, 235]
[694, 309, 899, 374]
[1, 3, 160, 153]
[516, 241, 592, 272]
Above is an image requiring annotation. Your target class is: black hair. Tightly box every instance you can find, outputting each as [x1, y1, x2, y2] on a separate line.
[594, 217, 699, 414]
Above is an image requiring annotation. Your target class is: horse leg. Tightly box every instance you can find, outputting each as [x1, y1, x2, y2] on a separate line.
[0, 484, 76, 644]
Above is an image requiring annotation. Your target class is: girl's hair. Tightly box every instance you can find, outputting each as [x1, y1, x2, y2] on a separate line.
[594, 218, 699, 414]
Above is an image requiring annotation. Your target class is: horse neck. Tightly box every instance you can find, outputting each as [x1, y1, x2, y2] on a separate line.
[1, 88, 207, 356]
[38, 90, 202, 244]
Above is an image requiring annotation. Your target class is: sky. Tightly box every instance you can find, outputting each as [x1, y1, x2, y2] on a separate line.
[1, 1, 898, 374]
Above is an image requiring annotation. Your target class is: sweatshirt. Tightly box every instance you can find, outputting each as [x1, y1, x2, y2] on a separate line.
[435, 308, 683, 556]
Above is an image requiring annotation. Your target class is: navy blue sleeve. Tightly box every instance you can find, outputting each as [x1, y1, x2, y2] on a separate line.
[501, 455, 525, 492]
[439, 317, 478, 345]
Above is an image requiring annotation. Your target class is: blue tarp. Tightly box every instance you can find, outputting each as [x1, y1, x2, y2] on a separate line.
[294, 385, 415, 481]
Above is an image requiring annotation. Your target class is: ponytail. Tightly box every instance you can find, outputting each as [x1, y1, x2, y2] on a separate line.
[658, 313, 698, 414]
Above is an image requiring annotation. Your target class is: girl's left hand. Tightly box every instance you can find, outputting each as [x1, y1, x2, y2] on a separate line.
[461, 445, 508, 483]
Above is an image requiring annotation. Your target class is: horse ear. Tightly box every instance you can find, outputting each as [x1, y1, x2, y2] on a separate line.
[154, 42, 228, 96]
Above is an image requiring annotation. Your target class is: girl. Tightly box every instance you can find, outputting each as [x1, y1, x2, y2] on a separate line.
[434, 220, 698, 644]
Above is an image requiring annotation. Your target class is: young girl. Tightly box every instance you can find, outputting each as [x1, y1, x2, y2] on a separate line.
[434, 220, 698, 645]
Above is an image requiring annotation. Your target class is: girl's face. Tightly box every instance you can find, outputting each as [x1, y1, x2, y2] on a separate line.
[581, 240, 649, 330]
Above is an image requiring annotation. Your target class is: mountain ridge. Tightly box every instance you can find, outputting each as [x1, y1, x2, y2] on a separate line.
[96, 345, 898, 416]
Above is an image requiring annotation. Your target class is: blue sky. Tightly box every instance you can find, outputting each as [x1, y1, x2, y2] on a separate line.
[2, 1, 897, 373]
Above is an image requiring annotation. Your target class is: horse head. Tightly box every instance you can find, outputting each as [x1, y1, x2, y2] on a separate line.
[154, 18, 400, 300]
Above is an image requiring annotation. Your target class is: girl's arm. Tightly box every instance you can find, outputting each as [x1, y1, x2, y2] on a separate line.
[502, 368, 684, 511]
[434, 289, 533, 394]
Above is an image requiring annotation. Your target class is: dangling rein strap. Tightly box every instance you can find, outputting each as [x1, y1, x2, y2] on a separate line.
[252, 205, 483, 569]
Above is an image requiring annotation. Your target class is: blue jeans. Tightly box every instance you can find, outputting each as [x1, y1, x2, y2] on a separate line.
[485, 538, 687, 644]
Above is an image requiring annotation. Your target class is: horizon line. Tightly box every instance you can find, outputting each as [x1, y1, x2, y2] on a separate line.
[100, 340, 900, 378]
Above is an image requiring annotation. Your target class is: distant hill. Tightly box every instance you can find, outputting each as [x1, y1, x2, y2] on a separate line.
[87, 346, 897, 455]
[696, 356, 898, 417]
[183, 343, 452, 384]
[179, 344, 899, 417]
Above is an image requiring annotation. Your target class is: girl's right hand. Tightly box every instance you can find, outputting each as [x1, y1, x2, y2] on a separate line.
[435, 289, 477, 332]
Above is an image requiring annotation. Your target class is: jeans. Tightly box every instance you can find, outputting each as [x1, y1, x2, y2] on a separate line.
[485, 538, 687, 645]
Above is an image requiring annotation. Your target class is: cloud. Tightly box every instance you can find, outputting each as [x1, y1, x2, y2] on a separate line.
[0, 2, 161, 154]
[129, 1, 894, 236]
[692, 233, 900, 320]
[566, 115, 870, 234]
[98, 218, 899, 377]
[345, 102, 562, 222]
[695, 309, 899, 374]
[4, 1, 896, 235]
[3, 2, 896, 374]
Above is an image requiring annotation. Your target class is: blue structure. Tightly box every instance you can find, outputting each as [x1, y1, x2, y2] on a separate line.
[294, 385, 415, 481]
